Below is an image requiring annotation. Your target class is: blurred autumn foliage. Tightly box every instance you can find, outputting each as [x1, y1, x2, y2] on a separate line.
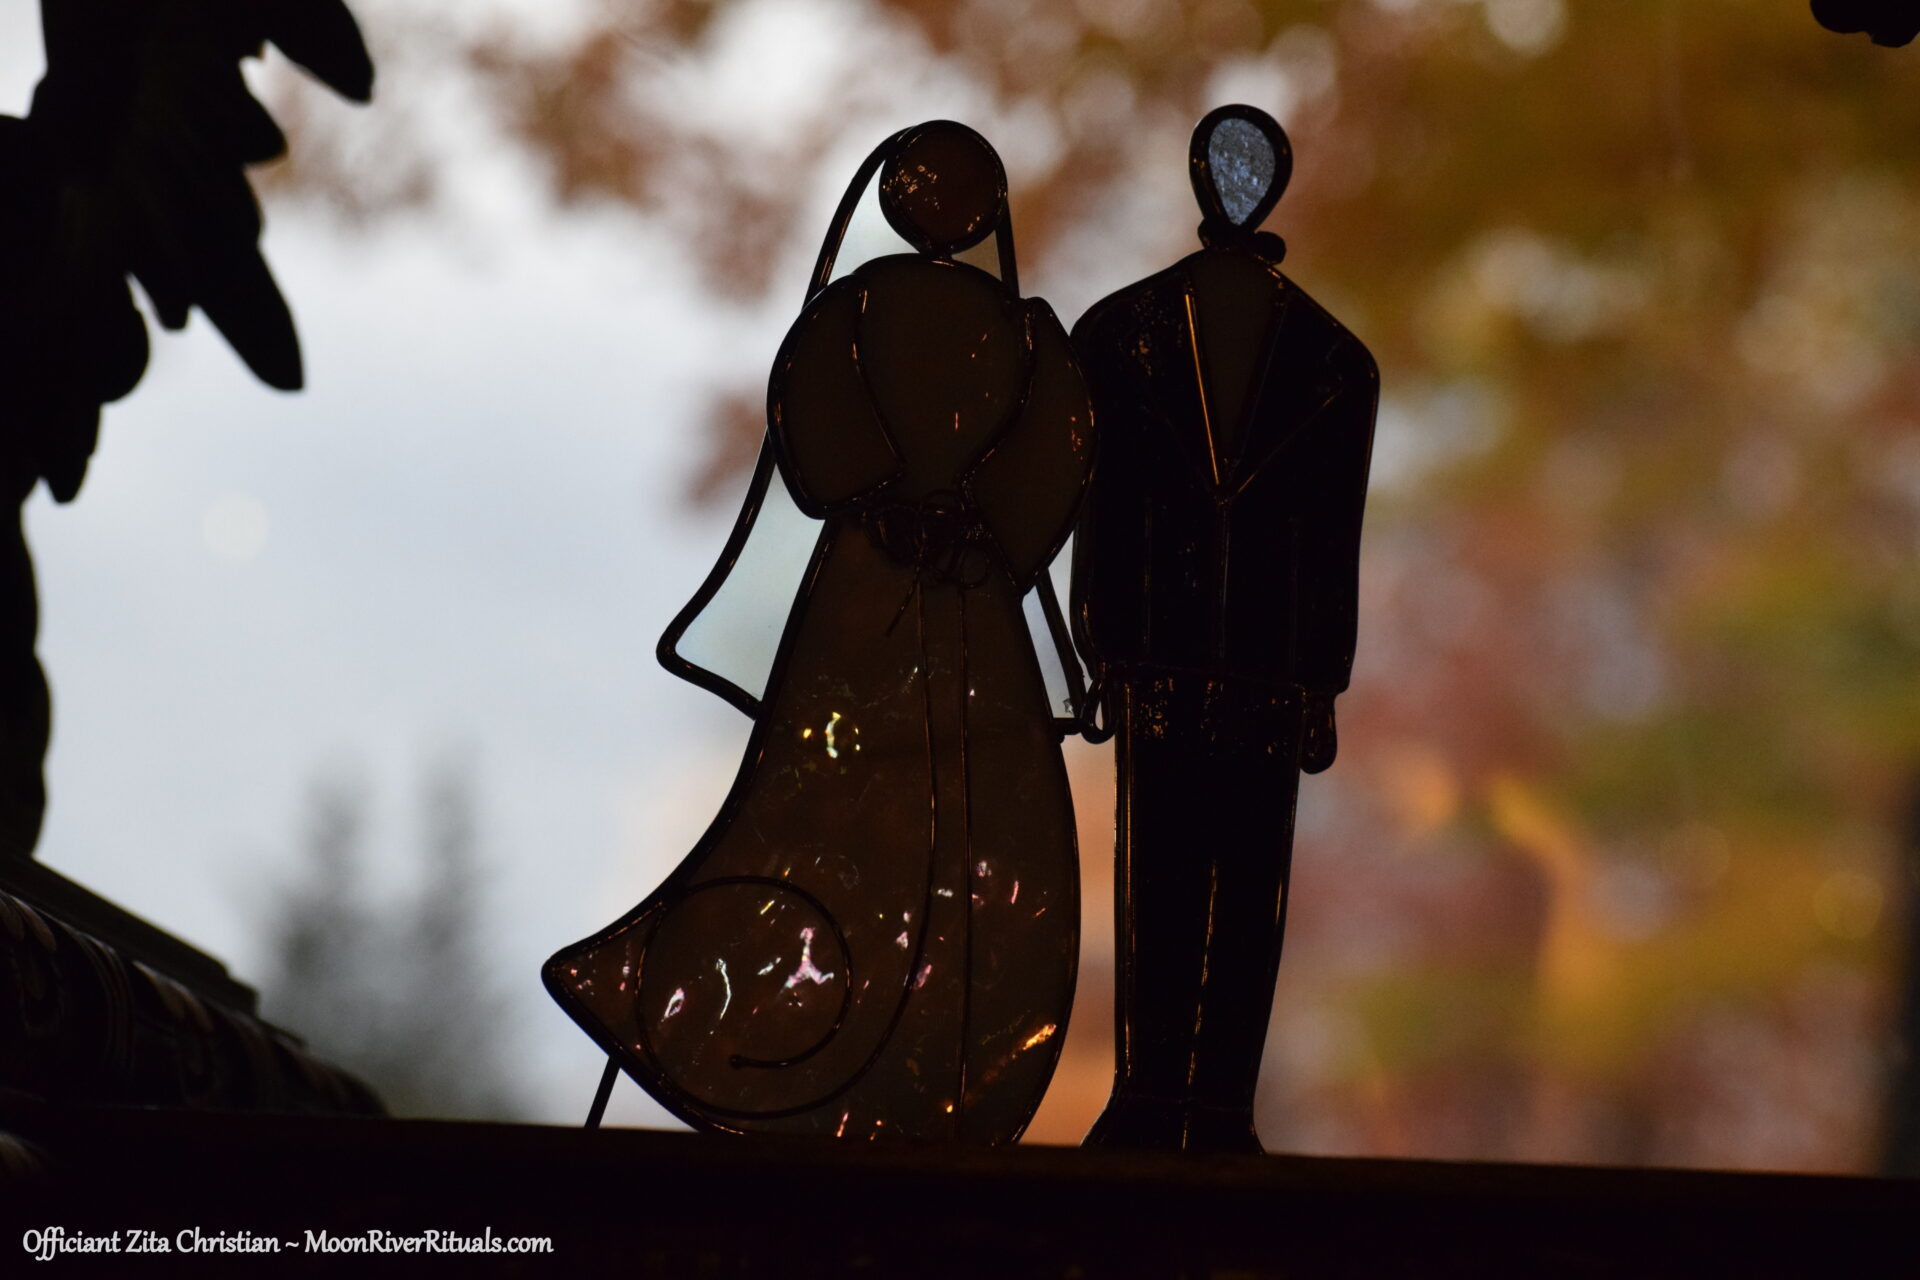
[262, 0, 1920, 1170]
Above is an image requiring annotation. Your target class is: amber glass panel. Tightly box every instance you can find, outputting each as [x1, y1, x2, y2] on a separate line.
[547, 122, 1093, 1143]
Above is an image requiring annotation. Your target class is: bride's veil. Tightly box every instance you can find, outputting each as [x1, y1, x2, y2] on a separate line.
[656, 125, 1086, 730]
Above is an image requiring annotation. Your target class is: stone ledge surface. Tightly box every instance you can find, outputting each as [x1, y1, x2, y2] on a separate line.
[4, 1107, 1914, 1276]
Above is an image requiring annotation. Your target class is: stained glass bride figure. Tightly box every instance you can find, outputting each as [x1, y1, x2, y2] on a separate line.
[545, 121, 1096, 1143]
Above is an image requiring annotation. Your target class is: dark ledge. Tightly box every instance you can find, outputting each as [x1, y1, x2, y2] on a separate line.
[0, 886, 380, 1117]
[4, 1108, 1914, 1276]
[0, 859, 254, 1011]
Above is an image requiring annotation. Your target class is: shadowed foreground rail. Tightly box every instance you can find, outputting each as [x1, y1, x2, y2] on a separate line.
[2, 1107, 1914, 1275]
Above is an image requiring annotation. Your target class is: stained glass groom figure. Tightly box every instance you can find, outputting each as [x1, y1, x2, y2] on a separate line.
[1070, 105, 1378, 1153]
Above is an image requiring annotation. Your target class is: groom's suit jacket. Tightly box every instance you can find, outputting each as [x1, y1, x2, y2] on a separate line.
[1071, 243, 1378, 699]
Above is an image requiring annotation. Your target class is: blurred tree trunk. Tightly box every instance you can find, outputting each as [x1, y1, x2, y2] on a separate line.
[1882, 783, 1920, 1175]
[257, 759, 525, 1121]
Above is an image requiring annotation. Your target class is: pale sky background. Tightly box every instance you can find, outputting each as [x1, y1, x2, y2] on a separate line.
[0, 0, 1196, 1129]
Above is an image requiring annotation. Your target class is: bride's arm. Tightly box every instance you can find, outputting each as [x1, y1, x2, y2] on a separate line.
[966, 299, 1097, 590]
[766, 277, 902, 517]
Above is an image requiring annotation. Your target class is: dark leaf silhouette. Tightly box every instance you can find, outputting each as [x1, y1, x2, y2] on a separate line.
[8, 0, 375, 493]
[1812, 0, 1920, 47]
[0, 0, 371, 860]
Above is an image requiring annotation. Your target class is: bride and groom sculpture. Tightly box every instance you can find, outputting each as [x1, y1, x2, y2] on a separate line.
[545, 105, 1379, 1154]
